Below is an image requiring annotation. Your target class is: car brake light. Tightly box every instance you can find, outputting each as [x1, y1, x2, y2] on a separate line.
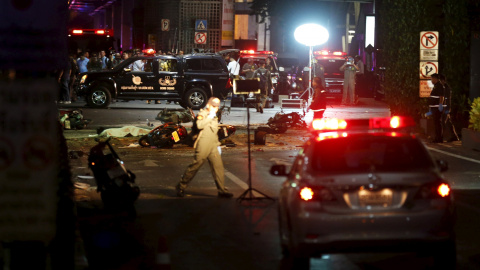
[438, 183, 450, 197]
[300, 187, 314, 201]
[416, 182, 451, 199]
[299, 186, 336, 202]
[95, 30, 105, 35]
[226, 77, 232, 88]
[72, 29, 83, 34]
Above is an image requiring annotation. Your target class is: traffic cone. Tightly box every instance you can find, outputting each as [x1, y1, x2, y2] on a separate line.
[154, 236, 171, 269]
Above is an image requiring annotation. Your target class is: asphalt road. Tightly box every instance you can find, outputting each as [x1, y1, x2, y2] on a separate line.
[63, 98, 480, 269]
[70, 146, 480, 270]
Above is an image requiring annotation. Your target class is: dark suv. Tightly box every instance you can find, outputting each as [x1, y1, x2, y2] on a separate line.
[75, 53, 231, 109]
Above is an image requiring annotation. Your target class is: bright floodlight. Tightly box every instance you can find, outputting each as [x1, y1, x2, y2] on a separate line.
[294, 24, 329, 46]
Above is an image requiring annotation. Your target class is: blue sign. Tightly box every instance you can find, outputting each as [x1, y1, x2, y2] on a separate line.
[195, 20, 207, 31]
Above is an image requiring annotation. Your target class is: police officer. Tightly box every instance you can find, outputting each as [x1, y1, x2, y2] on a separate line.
[253, 60, 272, 113]
[176, 97, 233, 198]
[429, 73, 445, 143]
[313, 59, 326, 89]
[340, 56, 359, 105]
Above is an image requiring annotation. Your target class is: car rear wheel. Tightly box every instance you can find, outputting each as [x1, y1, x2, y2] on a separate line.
[184, 87, 208, 110]
[87, 86, 111, 108]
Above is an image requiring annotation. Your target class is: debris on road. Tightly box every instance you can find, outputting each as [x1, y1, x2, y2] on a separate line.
[98, 126, 151, 137]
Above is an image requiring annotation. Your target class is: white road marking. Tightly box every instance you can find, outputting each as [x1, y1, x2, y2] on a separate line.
[224, 170, 249, 189]
[427, 147, 480, 164]
[225, 170, 273, 197]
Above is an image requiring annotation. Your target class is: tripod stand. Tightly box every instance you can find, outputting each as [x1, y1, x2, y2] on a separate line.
[237, 98, 274, 203]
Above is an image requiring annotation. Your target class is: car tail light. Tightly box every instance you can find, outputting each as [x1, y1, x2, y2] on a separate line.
[299, 186, 336, 202]
[226, 77, 232, 88]
[437, 183, 450, 197]
[416, 182, 451, 199]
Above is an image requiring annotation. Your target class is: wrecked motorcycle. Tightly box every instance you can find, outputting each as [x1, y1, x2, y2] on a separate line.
[138, 121, 236, 148]
[266, 110, 307, 134]
[88, 137, 140, 209]
[138, 122, 189, 148]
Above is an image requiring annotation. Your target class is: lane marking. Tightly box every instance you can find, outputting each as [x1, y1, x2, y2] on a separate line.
[225, 170, 249, 189]
[427, 147, 480, 164]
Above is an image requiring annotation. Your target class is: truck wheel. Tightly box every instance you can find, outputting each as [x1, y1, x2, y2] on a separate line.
[184, 88, 208, 110]
[87, 86, 111, 108]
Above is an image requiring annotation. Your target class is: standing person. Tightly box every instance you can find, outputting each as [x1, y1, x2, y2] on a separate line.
[57, 57, 72, 104]
[227, 57, 240, 79]
[339, 56, 359, 105]
[77, 52, 89, 73]
[354, 55, 365, 96]
[429, 73, 445, 143]
[253, 60, 272, 113]
[175, 97, 233, 198]
[313, 59, 326, 88]
[100, 50, 108, 69]
[87, 53, 102, 72]
[265, 58, 274, 72]
[309, 77, 327, 119]
[439, 74, 458, 141]
[68, 54, 78, 102]
[223, 54, 230, 64]
[242, 58, 257, 79]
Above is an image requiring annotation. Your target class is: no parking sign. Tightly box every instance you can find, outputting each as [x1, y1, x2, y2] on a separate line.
[194, 32, 207, 44]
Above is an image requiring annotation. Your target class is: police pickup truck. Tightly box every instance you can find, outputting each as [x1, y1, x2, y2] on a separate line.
[75, 52, 231, 109]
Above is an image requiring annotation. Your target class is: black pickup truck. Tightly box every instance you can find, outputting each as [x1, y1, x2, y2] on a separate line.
[75, 53, 231, 109]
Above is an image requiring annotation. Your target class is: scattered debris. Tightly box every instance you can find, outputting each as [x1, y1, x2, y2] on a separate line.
[74, 182, 91, 190]
[68, 150, 85, 159]
[98, 126, 151, 137]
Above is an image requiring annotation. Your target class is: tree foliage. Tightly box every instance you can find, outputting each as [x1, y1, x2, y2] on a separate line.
[377, 0, 473, 123]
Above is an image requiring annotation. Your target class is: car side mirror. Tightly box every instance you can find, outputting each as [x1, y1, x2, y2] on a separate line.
[279, 67, 284, 72]
[436, 160, 448, 172]
[270, 164, 288, 176]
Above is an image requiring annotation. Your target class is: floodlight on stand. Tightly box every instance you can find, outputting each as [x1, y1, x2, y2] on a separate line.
[294, 24, 329, 103]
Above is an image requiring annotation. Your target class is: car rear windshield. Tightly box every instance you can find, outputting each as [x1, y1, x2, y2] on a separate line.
[310, 136, 434, 173]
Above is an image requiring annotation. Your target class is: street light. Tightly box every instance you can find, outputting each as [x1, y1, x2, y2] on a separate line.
[294, 24, 329, 102]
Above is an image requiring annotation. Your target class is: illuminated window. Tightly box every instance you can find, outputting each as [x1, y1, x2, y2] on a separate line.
[235, 14, 249, 40]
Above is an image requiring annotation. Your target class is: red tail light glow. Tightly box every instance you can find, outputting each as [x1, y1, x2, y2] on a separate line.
[95, 30, 105, 35]
[300, 187, 314, 201]
[72, 29, 83, 34]
[437, 183, 450, 197]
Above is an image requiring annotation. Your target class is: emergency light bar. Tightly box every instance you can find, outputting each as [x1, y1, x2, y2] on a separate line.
[70, 29, 114, 36]
[240, 50, 275, 55]
[142, 49, 156, 55]
[313, 50, 346, 57]
[311, 116, 415, 132]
